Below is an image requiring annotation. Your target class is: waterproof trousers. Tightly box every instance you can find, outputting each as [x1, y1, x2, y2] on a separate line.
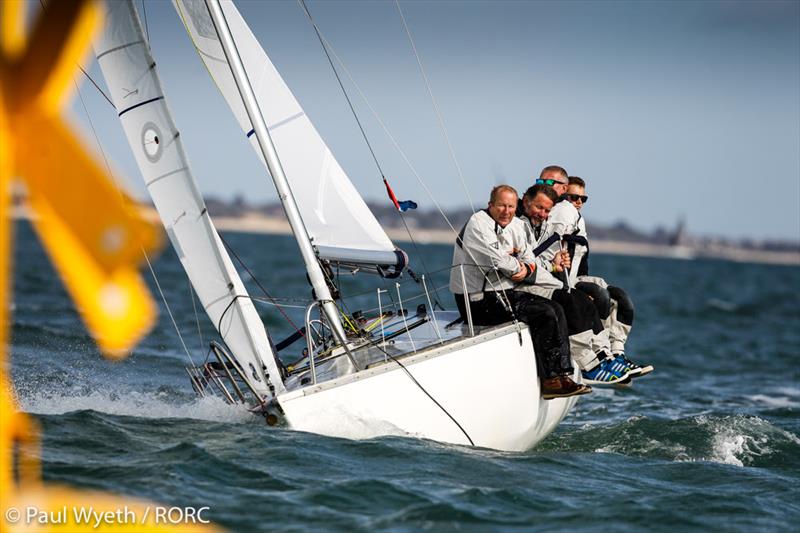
[454, 291, 572, 379]
[575, 277, 635, 355]
[550, 288, 611, 370]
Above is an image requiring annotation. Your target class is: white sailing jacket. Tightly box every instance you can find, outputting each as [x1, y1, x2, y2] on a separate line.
[449, 210, 535, 300]
[535, 200, 588, 287]
[520, 216, 566, 294]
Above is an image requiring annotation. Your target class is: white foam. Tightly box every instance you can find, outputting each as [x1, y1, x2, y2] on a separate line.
[774, 386, 800, 398]
[706, 298, 738, 312]
[746, 394, 800, 409]
[711, 434, 752, 467]
[288, 406, 410, 441]
[595, 437, 688, 459]
[703, 415, 799, 467]
[20, 389, 253, 424]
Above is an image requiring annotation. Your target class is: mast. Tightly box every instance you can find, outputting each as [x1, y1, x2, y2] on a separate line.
[204, 0, 347, 342]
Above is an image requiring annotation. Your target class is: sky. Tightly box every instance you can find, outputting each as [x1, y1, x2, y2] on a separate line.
[66, 0, 800, 242]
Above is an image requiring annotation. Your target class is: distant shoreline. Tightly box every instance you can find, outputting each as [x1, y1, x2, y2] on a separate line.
[207, 213, 799, 267]
[12, 207, 799, 267]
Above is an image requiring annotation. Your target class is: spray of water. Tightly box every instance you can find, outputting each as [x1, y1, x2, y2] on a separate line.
[19, 387, 253, 424]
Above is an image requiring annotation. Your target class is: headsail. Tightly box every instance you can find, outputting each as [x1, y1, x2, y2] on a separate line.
[173, 0, 406, 274]
[94, 0, 285, 397]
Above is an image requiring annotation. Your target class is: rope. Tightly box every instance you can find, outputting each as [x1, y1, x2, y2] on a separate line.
[394, 0, 475, 213]
[373, 341, 474, 446]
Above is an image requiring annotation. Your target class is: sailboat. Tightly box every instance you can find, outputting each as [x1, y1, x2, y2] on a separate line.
[93, 0, 580, 452]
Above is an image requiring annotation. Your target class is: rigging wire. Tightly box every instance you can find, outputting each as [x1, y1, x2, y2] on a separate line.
[394, 0, 476, 213]
[297, 0, 384, 178]
[250, 297, 308, 309]
[296, 0, 444, 309]
[256, 0, 475, 428]
[301, 27, 461, 237]
[78, 65, 115, 109]
[218, 233, 305, 337]
[41, 0, 115, 110]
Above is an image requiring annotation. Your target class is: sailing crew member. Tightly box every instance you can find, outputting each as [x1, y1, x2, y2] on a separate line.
[450, 185, 591, 400]
[565, 176, 653, 376]
[518, 177, 627, 385]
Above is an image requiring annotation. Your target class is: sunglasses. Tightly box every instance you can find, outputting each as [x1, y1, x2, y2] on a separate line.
[535, 178, 567, 186]
[564, 193, 588, 203]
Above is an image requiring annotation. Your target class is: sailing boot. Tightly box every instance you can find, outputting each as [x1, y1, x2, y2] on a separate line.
[541, 375, 592, 400]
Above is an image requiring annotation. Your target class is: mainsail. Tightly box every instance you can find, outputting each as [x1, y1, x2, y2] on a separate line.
[94, 0, 285, 397]
[173, 0, 406, 272]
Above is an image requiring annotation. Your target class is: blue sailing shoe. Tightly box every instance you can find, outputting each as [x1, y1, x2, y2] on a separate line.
[607, 355, 631, 375]
[581, 359, 629, 386]
[615, 353, 654, 377]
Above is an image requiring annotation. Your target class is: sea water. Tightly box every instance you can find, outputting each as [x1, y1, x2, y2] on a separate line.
[10, 222, 800, 531]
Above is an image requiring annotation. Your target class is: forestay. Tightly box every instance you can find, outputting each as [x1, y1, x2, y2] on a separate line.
[94, 0, 285, 397]
[172, 0, 405, 271]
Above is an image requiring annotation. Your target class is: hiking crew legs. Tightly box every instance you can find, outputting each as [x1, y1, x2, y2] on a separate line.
[510, 292, 573, 379]
[607, 285, 634, 354]
[454, 291, 572, 379]
[550, 289, 608, 370]
[575, 281, 612, 319]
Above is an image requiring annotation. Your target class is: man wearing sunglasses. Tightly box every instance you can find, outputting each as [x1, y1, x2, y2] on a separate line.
[534, 167, 588, 288]
[517, 182, 628, 386]
[536, 165, 571, 195]
[566, 176, 653, 377]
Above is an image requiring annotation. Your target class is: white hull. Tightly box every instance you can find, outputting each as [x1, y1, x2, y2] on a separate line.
[279, 324, 578, 452]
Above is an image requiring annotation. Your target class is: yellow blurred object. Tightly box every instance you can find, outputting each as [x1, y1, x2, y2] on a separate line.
[0, 0, 25, 60]
[17, 113, 161, 357]
[3, 0, 161, 358]
[0, 1, 221, 531]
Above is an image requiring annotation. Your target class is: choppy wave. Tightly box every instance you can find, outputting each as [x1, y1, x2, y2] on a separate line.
[543, 414, 800, 468]
[747, 392, 800, 409]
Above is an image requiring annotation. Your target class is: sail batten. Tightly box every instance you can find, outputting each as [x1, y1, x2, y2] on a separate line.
[174, 0, 401, 262]
[94, 0, 285, 398]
